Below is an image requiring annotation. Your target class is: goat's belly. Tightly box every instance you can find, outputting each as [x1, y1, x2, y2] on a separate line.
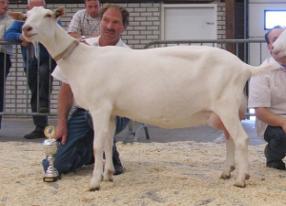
[117, 110, 212, 129]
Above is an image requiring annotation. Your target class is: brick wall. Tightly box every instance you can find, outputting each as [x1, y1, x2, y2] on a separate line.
[4, 1, 225, 115]
[217, 1, 226, 39]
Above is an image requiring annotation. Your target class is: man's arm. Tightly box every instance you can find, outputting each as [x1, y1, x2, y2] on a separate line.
[56, 83, 74, 144]
[4, 21, 30, 46]
[255, 107, 286, 133]
[68, 32, 81, 39]
[67, 11, 82, 39]
[4, 20, 22, 42]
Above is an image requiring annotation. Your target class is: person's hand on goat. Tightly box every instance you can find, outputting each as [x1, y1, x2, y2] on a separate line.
[272, 52, 286, 66]
[20, 34, 30, 47]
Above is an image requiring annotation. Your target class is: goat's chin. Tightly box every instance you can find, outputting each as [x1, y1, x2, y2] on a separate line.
[23, 34, 37, 42]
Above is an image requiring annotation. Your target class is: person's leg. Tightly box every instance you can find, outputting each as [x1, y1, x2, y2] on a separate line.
[42, 108, 94, 174]
[24, 60, 47, 139]
[113, 117, 130, 175]
[0, 53, 11, 129]
[38, 62, 53, 112]
[264, 126, 286, 170]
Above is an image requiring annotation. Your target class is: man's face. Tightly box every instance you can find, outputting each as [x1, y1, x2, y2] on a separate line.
[85, 0, 99, 18]
[0, 0, 8, 16]
[27, 0, 45, 10]
[100, 8, 124, 45]
[267, 28, 285, 55]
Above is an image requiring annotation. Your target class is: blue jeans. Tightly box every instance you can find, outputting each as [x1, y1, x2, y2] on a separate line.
[42, 107, 129, 174]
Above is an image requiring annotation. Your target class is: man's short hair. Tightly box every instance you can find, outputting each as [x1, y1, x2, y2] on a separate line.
[265, 25, 284, 44]
[84, 0, 99, 3]
[27, 0, 46, 6]
[99, 4, 129, 28]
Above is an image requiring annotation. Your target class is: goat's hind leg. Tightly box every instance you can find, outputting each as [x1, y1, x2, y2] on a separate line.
[220, 137, 235, 179]
[208, 113, 236, 180]
[217, 111, 249, 187]
[232, 128, 250, 188]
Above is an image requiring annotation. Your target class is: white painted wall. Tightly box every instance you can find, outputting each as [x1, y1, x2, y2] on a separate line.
[161, 4, 217, 40]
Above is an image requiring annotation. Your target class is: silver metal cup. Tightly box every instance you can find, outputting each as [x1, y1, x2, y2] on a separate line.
[43, 126, 60, 182]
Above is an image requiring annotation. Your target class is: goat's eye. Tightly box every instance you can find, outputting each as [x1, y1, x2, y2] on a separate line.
[45, 13, 52, 18]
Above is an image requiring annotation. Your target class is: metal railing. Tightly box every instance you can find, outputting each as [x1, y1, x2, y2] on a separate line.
[0, 41, 60, 117]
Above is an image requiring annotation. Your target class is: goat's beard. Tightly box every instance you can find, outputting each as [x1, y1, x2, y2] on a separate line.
[32, 41, 40, 59]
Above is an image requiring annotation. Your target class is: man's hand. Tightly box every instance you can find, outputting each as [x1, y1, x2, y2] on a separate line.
[68, 32, 81, 39]
[271, 48, 286, 66]
[281, 121, 286, 134]
[20, 34, 30, 47]
[55, 119, 68, 144]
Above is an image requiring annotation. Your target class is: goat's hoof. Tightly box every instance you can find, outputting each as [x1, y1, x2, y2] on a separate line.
[234, 181, 246, 188]
[230, 165, 235, 172]
[245, 174, 250, 180]
[103, 170, 114, 182]
[103, 176, 113, 182]
[89, 186, 100, 191]
[89, 178, 101, 191]
[220, 172, 231, 180]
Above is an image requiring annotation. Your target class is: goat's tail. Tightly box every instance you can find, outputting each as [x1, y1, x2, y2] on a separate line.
[249, 58, 280, 76]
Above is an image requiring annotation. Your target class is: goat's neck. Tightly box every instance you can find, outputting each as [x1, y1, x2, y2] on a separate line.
[40, 25, 78, 61]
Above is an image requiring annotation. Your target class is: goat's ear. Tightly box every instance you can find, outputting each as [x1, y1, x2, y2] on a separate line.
[8, 11, 27, 21]
[53, 7, 64, 18]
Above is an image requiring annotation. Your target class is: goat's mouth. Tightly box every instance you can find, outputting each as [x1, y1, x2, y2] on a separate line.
[23, 33, 38, 39]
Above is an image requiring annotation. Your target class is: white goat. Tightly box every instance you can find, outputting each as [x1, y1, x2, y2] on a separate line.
[272, 29, 286, 61]
[15, 7, 276, 191]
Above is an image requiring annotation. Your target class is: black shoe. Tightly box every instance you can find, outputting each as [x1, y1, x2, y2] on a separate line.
[266, 160, 286, 170]
[114, 162, 124, 175]
[24, 129, 45, 139]
[112, 143, 124, 175]
[114, 161, 124, 175]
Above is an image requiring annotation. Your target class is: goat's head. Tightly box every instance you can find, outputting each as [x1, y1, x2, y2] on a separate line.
[16, 7, 64, 43]
[272, 29, 286, 59]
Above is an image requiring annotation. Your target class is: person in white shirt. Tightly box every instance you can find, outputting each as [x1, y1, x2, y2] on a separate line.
[67, 0, 100, 40]
[248, 26, 286, 170]
[42, 4, 130, 175]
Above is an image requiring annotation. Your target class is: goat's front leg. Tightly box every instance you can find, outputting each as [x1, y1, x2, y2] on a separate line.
[103, 116, 116, 182]
[88, 106, 113, 191]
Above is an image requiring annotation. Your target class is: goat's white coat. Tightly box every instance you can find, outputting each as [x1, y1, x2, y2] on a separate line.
[272, 29, 286, 62]
[21, 7, 276, 190]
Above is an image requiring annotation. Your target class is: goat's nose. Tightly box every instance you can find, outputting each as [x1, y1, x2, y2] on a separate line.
[22, 25, 33, 33]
